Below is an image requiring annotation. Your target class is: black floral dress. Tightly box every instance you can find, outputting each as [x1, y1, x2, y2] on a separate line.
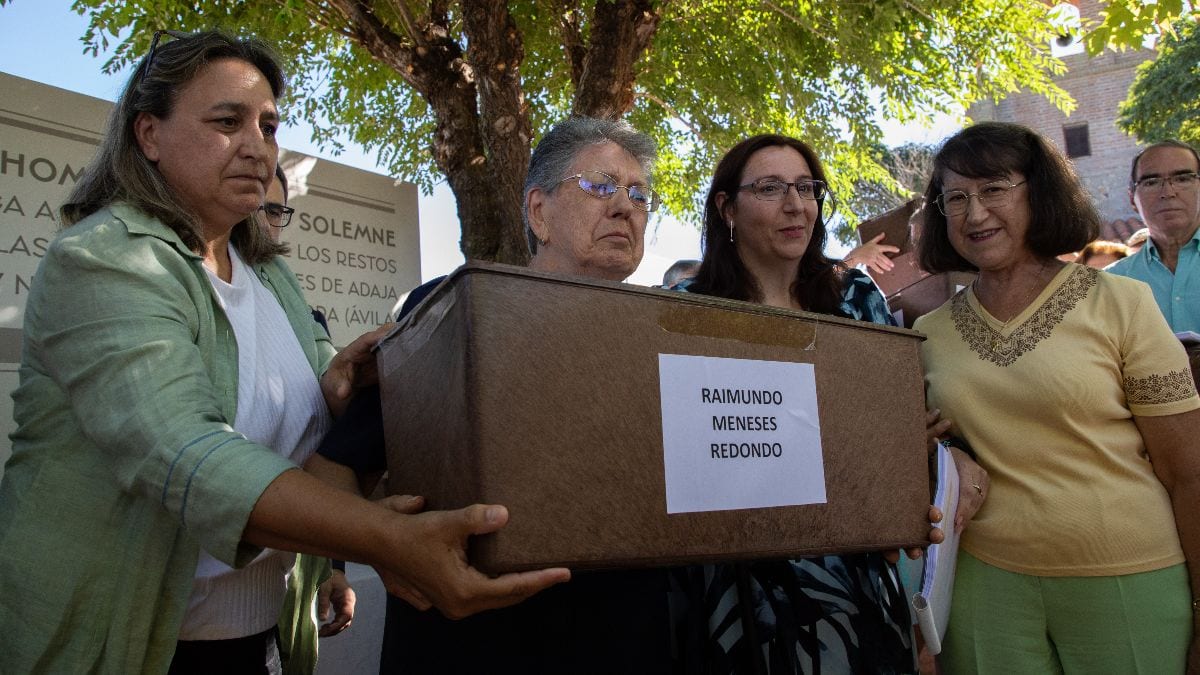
[671, 269, 916, 675]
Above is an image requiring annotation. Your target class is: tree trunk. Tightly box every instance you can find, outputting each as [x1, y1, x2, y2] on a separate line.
[320, 0, 658, 264]
[572, 0, 660, 118]
[323, 0, 531, 264]
[460, 0, 532, 264]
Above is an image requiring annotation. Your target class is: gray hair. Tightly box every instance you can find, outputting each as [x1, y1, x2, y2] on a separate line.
[662, 259, 701, 288]
[523, 116, 658, 254]
[62, 30, 287, 265]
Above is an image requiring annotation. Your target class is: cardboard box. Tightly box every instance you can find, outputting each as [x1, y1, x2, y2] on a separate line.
[887, 272, 977, 329]
[378, 262, 932, 573]
[856, 200, 922, 297]
[855, 201, 978, 327]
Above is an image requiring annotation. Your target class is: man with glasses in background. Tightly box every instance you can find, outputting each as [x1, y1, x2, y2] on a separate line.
[260, 165, 297, 240]
[1108, 140, 1200, 333]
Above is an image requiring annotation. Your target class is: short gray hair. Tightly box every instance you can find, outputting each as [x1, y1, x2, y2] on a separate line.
[523, 117, 658, 254]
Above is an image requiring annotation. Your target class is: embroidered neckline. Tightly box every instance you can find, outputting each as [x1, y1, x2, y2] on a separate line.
[951, 265, 1098, 367]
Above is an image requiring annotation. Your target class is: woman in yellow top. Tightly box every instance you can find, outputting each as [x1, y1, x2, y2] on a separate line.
[915, 122, 1200, 673]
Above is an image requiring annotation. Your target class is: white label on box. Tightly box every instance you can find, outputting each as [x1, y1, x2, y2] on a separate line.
[658, 354, 827, 514]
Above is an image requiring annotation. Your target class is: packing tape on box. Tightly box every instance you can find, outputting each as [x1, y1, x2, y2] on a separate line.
[656, 304, 817, 350]
[379, 285, 460, 379]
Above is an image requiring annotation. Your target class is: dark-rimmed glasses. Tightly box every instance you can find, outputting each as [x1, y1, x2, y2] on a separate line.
[935, 180, 1027, 217]
[558, 170, 661, 212]
[259, 203, 295, 227]
[1133, 172, 1200, 193]
[738, 178, 828, 202]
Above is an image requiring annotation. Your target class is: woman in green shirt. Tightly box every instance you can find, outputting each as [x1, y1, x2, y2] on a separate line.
[0, 30, 567, 674]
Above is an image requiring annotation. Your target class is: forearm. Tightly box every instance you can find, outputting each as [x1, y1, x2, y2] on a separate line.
[244, 468, 404, 566]
[1137, 410, 1200, 620]
[304, 453, 366, 496]
[1168, 478, 1200, 629]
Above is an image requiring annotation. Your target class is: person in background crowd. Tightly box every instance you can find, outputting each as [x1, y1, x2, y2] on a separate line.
[844, 231, 901, 274]
[1107, 140, 1200, 333]
[916, 122, 1200, 673]
[0, 30, 566, 674]
[1074, 238, 1131, 269]
[259, 164, 356, 675]
[307, 116, 676, 673]
[264, 165, 329, 335]
[669, 133, 960, 673]
[262, 164, 296, 243]
[661, 258, 700, 287]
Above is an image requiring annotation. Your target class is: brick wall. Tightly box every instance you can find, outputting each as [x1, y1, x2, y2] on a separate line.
[969, 0, 1155, 227]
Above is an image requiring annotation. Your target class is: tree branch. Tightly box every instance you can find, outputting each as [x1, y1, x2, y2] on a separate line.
[760, 0, 837, 49]
[555, 0, 586, 87]
[637, 91, 704, 143]
[323, 0, 422, 89]
[378, 0, 423, 45]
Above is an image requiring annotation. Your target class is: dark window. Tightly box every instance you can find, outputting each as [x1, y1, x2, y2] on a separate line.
[1064, 124, 1091, 158]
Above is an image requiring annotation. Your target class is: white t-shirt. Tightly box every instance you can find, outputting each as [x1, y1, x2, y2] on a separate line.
[178, 245, 331, 640]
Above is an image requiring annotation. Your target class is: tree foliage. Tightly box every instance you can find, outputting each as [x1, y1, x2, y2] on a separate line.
[842, 142, 934, 238]
[1117, 18, 1200, 145]
[41, 0, 1193, 263]
[1083, 0, 1196, 54]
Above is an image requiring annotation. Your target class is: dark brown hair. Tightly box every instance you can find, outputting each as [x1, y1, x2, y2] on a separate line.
[919, 122, 1099, 274]
[62, 30, 287, 264]
[688, 134, 845, 314]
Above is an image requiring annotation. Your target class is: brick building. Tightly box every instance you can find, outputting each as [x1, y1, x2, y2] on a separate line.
[970, 0, 1155, 234]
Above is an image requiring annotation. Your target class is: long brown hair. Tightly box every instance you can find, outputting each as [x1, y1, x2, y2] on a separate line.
[688, 134, 845, 314]
[61, 30, 287, 264]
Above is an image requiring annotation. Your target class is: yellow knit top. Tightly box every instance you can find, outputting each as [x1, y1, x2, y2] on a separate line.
[917, 264, 1198, 576]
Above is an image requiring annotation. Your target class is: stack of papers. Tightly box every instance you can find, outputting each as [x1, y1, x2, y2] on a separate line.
[911, 441, 961, 655]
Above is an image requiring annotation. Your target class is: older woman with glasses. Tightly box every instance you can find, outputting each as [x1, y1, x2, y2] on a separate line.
[306, 116, 675, 672]
[667, 133, 950, 673]
[915, 122, 1200, 673]
[0, 30, 566, 674]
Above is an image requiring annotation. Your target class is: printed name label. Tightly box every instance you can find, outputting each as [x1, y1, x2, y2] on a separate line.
[658, 354, 827, 514]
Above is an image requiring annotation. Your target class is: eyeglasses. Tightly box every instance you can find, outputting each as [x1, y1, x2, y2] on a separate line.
[558, 170, 661, 212]
[935, 180, 1026, 217]
[1132, 172, 1200, 193]
[259, 203, 295, 227]
[137, 30, 193, 84]
[738, 178, 829, 202]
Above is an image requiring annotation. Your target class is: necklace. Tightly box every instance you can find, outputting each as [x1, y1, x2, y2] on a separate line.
[975, 261, 1051, 356]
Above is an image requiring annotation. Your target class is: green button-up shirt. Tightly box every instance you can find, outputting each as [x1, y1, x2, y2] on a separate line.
[0, 204, 335, 673]
[1107, 227, 1200, 334]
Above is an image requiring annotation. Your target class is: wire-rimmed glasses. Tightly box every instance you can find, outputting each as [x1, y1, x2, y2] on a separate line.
[558, 170, 661, 212]
[1132, 172, 1200, 194]
[935, 180, 1027, 217]
[737, 178, 829, 202]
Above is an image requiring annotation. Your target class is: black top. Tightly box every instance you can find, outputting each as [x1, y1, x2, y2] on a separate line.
[316, 274, 672, 673]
